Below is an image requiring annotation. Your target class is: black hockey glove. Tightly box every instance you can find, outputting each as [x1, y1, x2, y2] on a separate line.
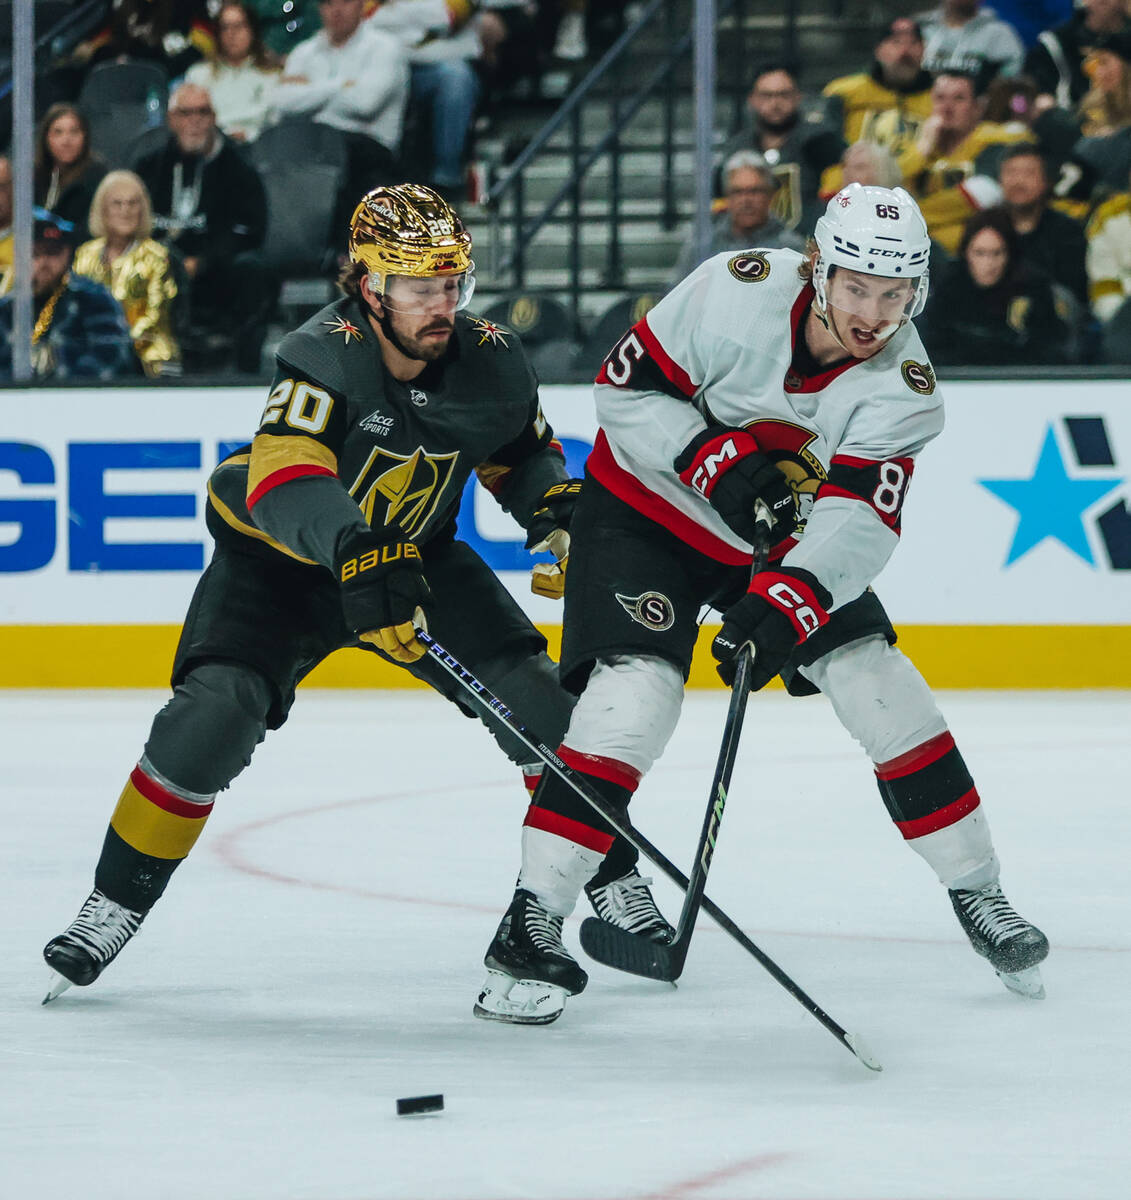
[334, 528, 432, 664]
[712, 567, 832, 691]
[525, 478, 583, 600]
[674, 426, 795, 544]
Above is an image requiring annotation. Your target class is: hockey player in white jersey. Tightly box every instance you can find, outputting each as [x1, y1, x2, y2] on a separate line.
[474, 183, 1048, 1025]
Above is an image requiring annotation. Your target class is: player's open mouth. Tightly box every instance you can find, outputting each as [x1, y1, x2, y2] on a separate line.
[851, 327, 879, 345]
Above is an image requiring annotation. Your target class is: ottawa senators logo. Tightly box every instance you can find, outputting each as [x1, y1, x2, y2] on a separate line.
[348, 445, 458, 537]
[742, 418, 825, 537]
[615, 590, 675, 632]
[900, 359, 936, 395]
[727, 252, 771, 283]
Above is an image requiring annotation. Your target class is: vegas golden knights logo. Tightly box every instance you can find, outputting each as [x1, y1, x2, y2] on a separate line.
[349, 445, 459, 536]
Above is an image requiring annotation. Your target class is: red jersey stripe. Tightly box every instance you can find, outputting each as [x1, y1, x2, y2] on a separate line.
[129, 766, 214, 820]
[558, 743, 642, 791]
[874, 731, 957, 781]
[523, 804, 616, 854]
[247, 463, 336, 511]
[895, 788, 981, 840]
[587, 431, 752, 566]
[634, 315, 697, 396]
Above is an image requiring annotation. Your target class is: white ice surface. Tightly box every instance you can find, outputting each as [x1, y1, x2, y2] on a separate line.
[2, 688, 1128, 1199]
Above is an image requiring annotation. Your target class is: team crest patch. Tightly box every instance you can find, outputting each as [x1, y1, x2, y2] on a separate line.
[323, 315, 363, 343]
[900, 359, 936, 395]
[615, 590, 675, 632]
[727, 252, 771, 283]
[470, 317, 510, 348]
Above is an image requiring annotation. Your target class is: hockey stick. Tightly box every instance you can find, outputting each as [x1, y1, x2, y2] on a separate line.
[578, 505, 772, 983]
[416, 630, 881, 1072]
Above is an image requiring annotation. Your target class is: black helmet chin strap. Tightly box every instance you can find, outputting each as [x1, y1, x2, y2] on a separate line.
[362, 293, 429, 362]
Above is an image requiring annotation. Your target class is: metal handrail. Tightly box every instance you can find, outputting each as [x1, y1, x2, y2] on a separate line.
[483, 0, 761, 333]
[0, 0, 106, 100]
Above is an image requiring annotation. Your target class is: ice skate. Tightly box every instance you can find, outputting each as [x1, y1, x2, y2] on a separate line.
[474, 889, 587, 1025]
[585, 868, 675, 944]
[42, 889, 146, 1003]
[949, 883, 1049, 999]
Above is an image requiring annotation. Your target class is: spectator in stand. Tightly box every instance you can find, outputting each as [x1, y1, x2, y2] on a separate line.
[478, 2, 557, 110]
[1025, 0, 1131, 111]
[185, 2, 281, 144]
[990, 1, 1074, 49]
[997, 142, 1089, 304]
[822, 18, 934, 160]
[134, 83, 272, 374]
[33, 104, 108, 246]
[921, 206, 1069, 365]
[839, 140, 904, 189]
[1077, 31, 1131, 136]
[1085, 165, 1131, 322]
[897, 70, 1029, 253]
[69, 0, 217, 81]
[367, 1, 481, 201]
[719, 63, 844, 235]
[667, 150, 805, 289]
[919, 1, 1026, 89]
[272, 0, 409, 237]
[0, 157, 12, 296]
[248, 0, 323, 58]
[0, 210, 137, 381]
[73, 171, 182, 378]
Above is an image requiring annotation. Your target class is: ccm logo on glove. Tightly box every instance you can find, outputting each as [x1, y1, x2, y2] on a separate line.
[761, 577, 826, 637]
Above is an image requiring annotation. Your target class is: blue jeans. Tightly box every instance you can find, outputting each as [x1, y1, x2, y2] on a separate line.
[410, 58, 480, 189]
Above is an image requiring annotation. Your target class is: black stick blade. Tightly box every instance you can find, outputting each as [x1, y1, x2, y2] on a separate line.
[580, 917, 689, 982]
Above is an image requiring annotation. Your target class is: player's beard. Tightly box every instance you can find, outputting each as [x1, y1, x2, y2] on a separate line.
[377, 308, 455, 361]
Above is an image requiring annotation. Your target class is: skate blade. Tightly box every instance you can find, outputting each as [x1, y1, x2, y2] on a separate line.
[42, 971, 74, 1005]
[997, 964, 1045, 1000]
[473, 969, 567, 1026]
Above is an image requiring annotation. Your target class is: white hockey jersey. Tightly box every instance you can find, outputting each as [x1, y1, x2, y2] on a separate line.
[589, 247, 944, 610]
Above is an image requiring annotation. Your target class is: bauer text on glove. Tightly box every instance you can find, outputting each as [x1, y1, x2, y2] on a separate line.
[335, 530, 432, 663]
[525, 478, 582, 599]
[712, 567, 832, 691]
[673, 426, 795, 544]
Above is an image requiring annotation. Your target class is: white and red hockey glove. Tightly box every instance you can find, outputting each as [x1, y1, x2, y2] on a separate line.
[712, 567, 832, 691]
[674, 426, 795, 544]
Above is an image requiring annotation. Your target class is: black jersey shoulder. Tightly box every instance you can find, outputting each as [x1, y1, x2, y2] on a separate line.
[273, 297, 377, 399]
[451, 310, 538, 403]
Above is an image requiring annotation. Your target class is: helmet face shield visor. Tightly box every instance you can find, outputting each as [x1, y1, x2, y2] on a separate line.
[373, 265, 476, 315]
[817, 263, 927, 354]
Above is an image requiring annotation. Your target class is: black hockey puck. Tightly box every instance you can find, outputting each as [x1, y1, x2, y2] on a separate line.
[396, 1094, 444, 1116]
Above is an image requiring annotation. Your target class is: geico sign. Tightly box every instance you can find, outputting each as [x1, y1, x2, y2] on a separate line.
[0, 436, 594, 575]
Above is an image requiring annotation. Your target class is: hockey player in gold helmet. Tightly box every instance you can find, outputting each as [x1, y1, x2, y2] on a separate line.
[345, 182, 475, 364]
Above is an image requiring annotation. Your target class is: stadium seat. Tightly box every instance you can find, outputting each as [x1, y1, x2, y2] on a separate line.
[77, 59, 169, 169]
[480, 293, 575, 345]
[580, 291, 660, 364]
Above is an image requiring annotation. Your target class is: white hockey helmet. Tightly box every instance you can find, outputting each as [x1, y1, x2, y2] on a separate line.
[812, 183, 931, 321]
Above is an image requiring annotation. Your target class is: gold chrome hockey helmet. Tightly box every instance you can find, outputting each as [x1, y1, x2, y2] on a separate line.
[348, 183, 475, 310]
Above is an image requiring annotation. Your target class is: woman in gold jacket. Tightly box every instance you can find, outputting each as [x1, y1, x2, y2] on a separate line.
[74, 171, 182, 377]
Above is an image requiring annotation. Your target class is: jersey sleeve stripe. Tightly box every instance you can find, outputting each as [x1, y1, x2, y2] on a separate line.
[588, 431, 751, 565]
[246, 433, 339, 509]
[247, 463, 336, 510]
[634, 315, 697, 396]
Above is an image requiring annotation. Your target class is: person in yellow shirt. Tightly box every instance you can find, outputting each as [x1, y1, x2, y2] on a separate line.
[72, 171, 181, 377]
[0, 157, 12, 296]
[898, 70, 1032, 253]
[823, 18, 934, 157]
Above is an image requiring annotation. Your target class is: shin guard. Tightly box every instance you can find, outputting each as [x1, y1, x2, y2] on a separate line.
[875, 732, 998, 889]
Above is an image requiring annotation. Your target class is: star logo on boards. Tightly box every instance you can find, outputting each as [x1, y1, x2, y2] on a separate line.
[470, 318, 509, 349]
[979, 422, 1126, 566]
[323, 315, 363, 344]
